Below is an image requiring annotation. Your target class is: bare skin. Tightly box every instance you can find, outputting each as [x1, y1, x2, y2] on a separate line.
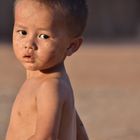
[6, 0, 88, 140]
[6, 65, 77, 140]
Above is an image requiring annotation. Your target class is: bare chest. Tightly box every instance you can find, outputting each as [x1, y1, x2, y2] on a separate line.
[7, 83, 38, 140]
[12, 81, 38, 122]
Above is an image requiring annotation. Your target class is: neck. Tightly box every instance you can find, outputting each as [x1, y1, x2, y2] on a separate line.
[26, 63, 66, 79]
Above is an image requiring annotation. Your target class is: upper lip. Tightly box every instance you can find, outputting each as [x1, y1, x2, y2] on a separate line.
[23, 51, 34, 57]
[23, 54, 32, 58]
[23, 53, 34, 61]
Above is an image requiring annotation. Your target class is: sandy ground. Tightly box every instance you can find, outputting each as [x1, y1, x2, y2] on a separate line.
[1, 42, 140, 140]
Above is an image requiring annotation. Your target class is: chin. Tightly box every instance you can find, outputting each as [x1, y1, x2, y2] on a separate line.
[23, 64, 39, 71]
[25, 67, 38, 71]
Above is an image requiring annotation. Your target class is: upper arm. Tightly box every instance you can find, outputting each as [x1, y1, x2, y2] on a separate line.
[34, 81, 65, 140]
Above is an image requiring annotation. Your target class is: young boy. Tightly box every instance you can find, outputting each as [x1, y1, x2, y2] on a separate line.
[6, 0, 88, 140]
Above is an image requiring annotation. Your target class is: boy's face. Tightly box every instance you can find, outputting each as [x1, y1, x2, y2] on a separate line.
[13, 0, 72, 71]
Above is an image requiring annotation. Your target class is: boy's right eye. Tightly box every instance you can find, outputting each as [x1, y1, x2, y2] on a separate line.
[17, 30, 27, 36]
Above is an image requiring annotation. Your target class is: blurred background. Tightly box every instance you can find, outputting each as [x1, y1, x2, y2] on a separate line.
[1, 0, 140, 140]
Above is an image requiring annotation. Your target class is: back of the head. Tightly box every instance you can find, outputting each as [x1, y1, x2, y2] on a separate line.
[14, 0, 88, 37]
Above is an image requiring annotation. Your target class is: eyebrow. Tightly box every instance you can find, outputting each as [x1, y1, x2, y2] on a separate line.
[36, 27, 51, 32]
[14, 24, 27, 29]
[14, 24, 50, 32]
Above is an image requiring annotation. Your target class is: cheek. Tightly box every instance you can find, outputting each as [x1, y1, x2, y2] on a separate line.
[39, 48, 64, 67]
[41, 49, 56, 61]
[37, 41, 67, 63]
[39, 41, 57, 56]
[13, 40, 23, 59]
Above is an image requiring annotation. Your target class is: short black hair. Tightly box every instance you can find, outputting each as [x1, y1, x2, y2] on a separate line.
[14, 0, 88, 37]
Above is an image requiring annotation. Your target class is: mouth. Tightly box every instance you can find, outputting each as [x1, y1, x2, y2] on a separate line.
[23, 54, 35, 62]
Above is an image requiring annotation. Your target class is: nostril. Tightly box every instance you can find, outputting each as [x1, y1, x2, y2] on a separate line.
[24, 44, 38, 50]
[24, 46, 33, 49]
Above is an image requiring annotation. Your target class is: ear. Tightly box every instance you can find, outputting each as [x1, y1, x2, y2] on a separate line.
[66, 37, 83, 56]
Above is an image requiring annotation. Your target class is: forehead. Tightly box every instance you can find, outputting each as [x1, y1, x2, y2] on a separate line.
[14, 0, 65, 29]
[15, 0, 54, 20]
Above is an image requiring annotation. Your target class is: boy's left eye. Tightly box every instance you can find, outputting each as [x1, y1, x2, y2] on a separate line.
[39, 34, 49, 39]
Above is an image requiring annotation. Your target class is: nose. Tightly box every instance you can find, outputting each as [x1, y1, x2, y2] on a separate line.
[24, 38, 37, 50]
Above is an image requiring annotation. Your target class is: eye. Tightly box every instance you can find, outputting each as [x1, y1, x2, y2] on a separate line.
[39, 34, 49, 39]
[17, 30, 27, 36]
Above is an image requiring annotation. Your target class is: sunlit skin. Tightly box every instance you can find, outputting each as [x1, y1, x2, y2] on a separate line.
[6, 0, 89, 140]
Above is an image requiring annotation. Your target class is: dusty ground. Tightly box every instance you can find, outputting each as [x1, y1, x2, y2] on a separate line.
[0, 42, 140, 140]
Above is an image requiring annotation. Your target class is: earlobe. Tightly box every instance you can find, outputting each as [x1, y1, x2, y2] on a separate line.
[66, 37, 83, 56]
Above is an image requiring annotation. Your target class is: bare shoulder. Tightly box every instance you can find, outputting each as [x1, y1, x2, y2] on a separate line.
[29, 78, 72, 139]
[36, 77, 71, 105]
